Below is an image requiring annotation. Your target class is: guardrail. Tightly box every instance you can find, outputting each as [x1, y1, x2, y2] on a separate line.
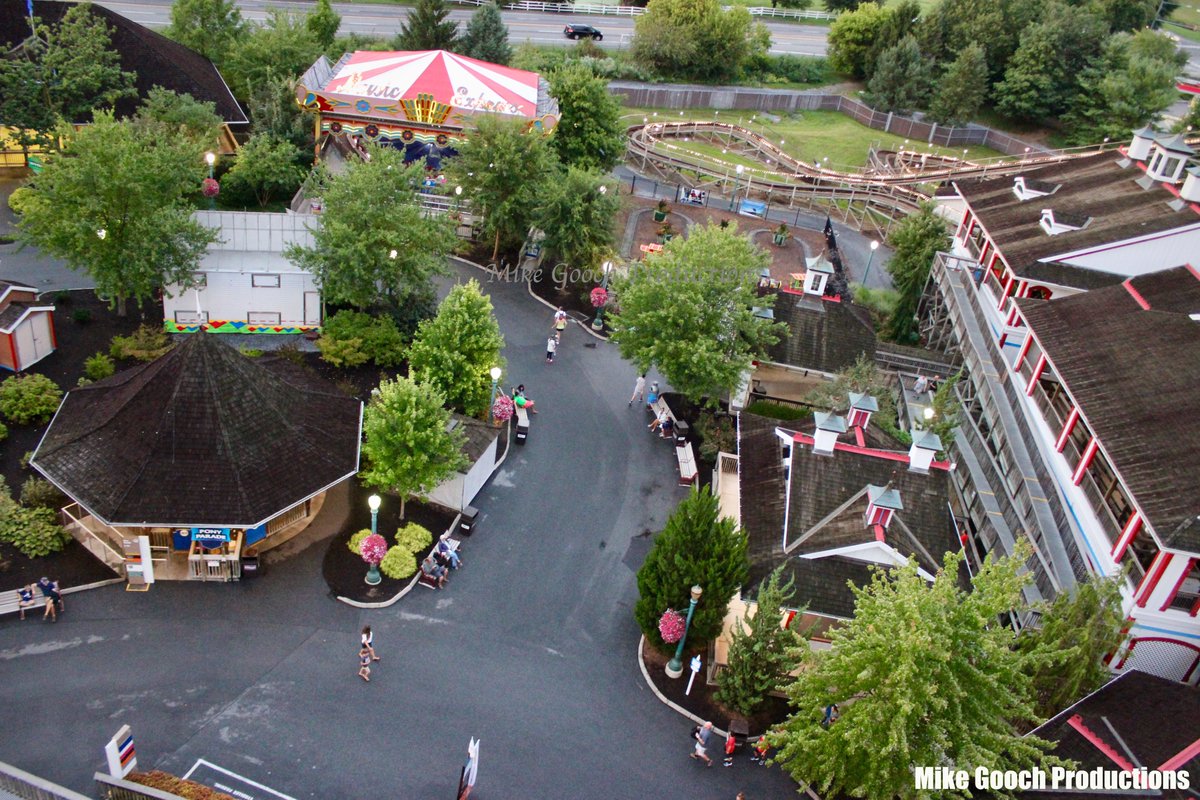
[450, 0, 834, 19]
[0, 760, 92, 800]
[61, 502, 125, 573]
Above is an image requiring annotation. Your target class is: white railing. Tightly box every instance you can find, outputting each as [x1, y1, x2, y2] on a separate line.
[450, 0, 834, 19]
[744, 6, 836, 19]
[60, 503, 125, 573]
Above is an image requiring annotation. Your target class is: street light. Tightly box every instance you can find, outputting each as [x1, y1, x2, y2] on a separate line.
[863, 240, 880, 286]
[204, 151, 216, 209]
[368, 494, 381, 536]
[666, 585, 703, 678]
[96, 228, 106, 240]
[923, 406, 935, 421]
[732, 164, 744, 211]
[488, 366, 502, 424]
[592, 260, 614, 331]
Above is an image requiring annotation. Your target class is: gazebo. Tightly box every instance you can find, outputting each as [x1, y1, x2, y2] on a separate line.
[31, 335, 363, 582]
[297, 49, 558, 166]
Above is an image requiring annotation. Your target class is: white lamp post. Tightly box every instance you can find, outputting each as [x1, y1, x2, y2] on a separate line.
[368, 494, 381, 535]
[863, 240, 880, 285]
[488, 366, 502, 423]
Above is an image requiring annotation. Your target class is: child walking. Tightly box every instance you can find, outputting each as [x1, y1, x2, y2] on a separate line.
[546, 336, 557, 364]
[358, 646, 372, 682]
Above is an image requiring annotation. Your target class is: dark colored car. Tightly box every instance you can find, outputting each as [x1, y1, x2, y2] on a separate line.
[563, 24, 603, 41]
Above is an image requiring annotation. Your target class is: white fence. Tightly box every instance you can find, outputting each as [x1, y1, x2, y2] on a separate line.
[450, 0, 835, 20]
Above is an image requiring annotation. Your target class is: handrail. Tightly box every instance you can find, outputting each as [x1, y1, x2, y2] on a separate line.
[0, 759, 92, 800]
[60, 503, 124, 571]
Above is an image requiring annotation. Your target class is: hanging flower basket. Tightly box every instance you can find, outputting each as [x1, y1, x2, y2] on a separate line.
[360, 534, 387, 565]
[659, 608, 686, 643]
[201, 178, 220, 198]
[590, 287, 609, 309]
[492, 394, 515, 423]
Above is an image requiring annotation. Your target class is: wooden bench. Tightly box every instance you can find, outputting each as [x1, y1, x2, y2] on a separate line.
[675, 442, 698, 485]
[1, 586, 59, 618]
[515, 405, 530, 445]
[418, 537, 463, 589]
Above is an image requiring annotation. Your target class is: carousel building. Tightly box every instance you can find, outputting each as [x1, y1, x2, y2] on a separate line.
[297, 49, 558, 167]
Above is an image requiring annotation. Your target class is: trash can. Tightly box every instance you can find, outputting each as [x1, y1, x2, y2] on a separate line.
[459, 506, 479, 537]
[241, 555, 261, 578]
[674, 419, 690, 444]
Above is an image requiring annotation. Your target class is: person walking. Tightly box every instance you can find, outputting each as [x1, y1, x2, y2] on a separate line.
[689, 721, 714, 767]
[358, 646, 372, 682]
[361, 626, 380, 662]
[553, 307, 568, 342]
[723, 731, 737, 767]
[545, 335, 557, 364]
[628, 374, 646, 407]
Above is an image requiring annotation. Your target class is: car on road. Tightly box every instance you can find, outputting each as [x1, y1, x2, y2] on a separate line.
[563, 24, 603, 41]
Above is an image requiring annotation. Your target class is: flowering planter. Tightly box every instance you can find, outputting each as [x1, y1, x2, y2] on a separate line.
[653, 210, 667, 222]
[773, 233, 787, 246]
[365, 563, 381, 585]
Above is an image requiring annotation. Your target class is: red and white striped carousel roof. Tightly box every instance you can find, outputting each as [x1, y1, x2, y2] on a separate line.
[324, 50, 541, 118]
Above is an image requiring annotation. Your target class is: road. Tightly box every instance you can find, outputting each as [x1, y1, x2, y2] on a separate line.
[97, 0, 832, 56]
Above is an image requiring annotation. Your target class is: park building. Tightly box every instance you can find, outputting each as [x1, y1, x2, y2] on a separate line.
[917, 129, 1200, 684]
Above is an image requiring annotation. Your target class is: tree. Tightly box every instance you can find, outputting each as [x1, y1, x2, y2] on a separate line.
[610, 222, 784, 404]
[224, 133, 304, 207]
[459, 3, 511, 65]
[360, 376, 467, 519]
[881, 202, 949, 344]
[393, 0, 459, 52]
[1174, 95, 1200, 134]
[246, 73, 312, 152]
[223, 9, 322, 100]
[634, 486, 749, 654]
[714, 566, 803, 717]
[535, 167, 619, 273]
[447, 115, 559, 261]
[923, 370, 961, 451]
[1019, 571, 1128, 720]
[286, 147, 454, 310]
[0, 50, 59, 163]
[167, 0, 246, 65]
[771, 548, 1057, 800]
[407, 279, 507, 419]
[631, 0, 757, 82]
[771, 0, 811, 9]
[41, 3, 136, 123]
[547, 63, 625, 172]
[306, 0, 342, 50]
[865, 35, 932, 114]
[135, 87, 224, 153]
[826, 2, 890, 79]
[17, 112, 216, 316]
[864, 0, 922, 82]
[1062, 32, 1180, 144]
[824, 0, 868, 10]
[1095, 0, 1157, 32]
[928, 42, 988, 126]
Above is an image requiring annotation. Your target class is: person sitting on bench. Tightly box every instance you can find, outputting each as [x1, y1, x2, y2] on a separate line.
[649, 409, 670, 435]
[436, 538, 462, 569]
[514, 385, 538, 414]
[421, 554, 448, 588]
[659, 416, 674, 440]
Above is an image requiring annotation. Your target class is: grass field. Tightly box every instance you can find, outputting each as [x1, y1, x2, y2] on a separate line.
[621, 107, 1005, 170]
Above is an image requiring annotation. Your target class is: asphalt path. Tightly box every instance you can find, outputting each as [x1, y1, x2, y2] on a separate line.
[0, 257, 799, 799]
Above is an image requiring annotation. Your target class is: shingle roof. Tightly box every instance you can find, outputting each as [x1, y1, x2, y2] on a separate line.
[450, 413, 498, 465]
[0, 301, 52, 333]
[767, 292, 876, 374]
[955, 152, 1198, 284]
[1016, 266, 1200, 551]
[738, 413, 789, 591]
[31, 335, 361, 527]
[0, 0, 247, 124]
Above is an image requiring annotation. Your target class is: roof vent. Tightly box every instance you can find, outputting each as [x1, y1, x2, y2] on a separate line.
[1012, 177, 1060, 201]
[803, 254, 834, 297]
[865, 482, 903, 529]
[1127, 126, 1156, 162]
[1180, 165, 1200, 204]
[908, 430, 943, 473]
[847, 392, 878, 429]
[1040, 209, 1091, 236]
[812, 411, 846, 455]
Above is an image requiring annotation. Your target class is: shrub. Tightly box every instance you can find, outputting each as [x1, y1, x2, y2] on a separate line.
[239, 347, 264, 358]
[347, 528, 372, 555]
[275, 341, 306, 364]
[84, 352, 116, 382]
[20, 477, 66, 510]
[72, 308, 92, 324]
[128, 771, 236, 800]
[53, 290, 72, 304]
[745, 400, 812, 421]
[316, 335, 369, 368]
[0, 373, 63, 425]
[110, 325, 172, 361]
[318, 310, 406, 368]
[0, 482, 69, 558]
[0, 421, 6, 442]
[20, 451, 33, 469]
[394, 522, 433, 553]
[695, 411, 735, 461]
[379, 544, 418, 579]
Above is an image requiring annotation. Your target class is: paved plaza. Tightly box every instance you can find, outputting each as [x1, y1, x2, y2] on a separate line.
[0, 257, 798, 799]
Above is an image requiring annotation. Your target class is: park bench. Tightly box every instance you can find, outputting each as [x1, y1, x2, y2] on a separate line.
[515, 405, 530, 445]
[675, 442, 698, 486]
[418, 537, 463, 589]
[0, 587, 40, 618]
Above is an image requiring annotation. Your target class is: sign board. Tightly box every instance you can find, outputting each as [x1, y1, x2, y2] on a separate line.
[738, 199, 766, 218]
[680, 188, 707, 206]
[104, 724, 136, 778]
[192, 527, 231, 545]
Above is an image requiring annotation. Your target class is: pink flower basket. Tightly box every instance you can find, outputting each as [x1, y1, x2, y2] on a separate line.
[360, 533, 388, 565]
[492, 394, 515, 422]
[201, 178, 220, 198]
[590, 287, 609, 309]
[659, 608, 686, 643]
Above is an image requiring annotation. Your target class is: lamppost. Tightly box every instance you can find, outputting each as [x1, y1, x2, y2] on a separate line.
[204, 151, 216, 209]
[731, 164, 744, 211]
[368, 494, 381, 535]
[488, 366, 502, 423]
[863, 240, 880, 286]
[592, 260, 613, 331]
[666, 585, 703, 678]
[454, 184, 462, 217]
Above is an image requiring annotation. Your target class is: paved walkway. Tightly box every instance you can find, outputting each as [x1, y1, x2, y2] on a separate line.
[0, 258, 798, 799]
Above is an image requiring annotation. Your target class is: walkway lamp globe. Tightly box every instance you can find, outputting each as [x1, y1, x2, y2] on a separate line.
[368, 494, 382, 535]
[666, 585, 703, 678]
[923, 406, 935, 421]
[488, 366, 502, 424]
[592, 260, 614, 331]
[863, 240, 880, 286]
[732, 164, 745, 211]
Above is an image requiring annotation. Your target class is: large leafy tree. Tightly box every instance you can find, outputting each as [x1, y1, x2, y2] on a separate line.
[863, 0, 922, 82]
[134, 87, 224, 153]
[223, 133, 304, 208]
[1062, 32, 1180, 144]
[459, 3, 511, 65]
[634, 486, 749, 654]
[17, 112, 216, 316]
[826, 1, 890, 80]
[631, 0, 758, 82]
[1095, 0, 1158, 32]
[306, 0, 342, 50]
[0, 51, 59, 162]
[918, 0, 1038, 83]
[407, 279, 506, 419]
[865, 35, 932, 114]
[393, 0, 459, 51]
[881, 202, 948, 344]
[447, 115, 559, 261]
[286, 147, 454, 310]
[223, 9, 322, 100]
[610, 222, 784, 404]
[714, 566, 803, 717]
[928, 42, 989, 126]
[42, 3, 136, 123]
[771, 548, 1056, 800]
[547, 63, 625, 172]
[360, 376, 467, 519]
[535, 167, 619, 273]
[166, 0, 247, 66]
[246, 73, 313, 153]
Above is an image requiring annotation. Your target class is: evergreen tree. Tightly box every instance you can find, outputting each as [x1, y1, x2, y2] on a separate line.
[41, 3, 136, 123]
[306, 0, 342, 50]
[864, 35, 931, 114]
[246, 73, 313, 152]
[714, 566, 803, 717]
[134, 87, 224, 152]
[535, 167, 619, 273]
[547, 63, 626, 172]
[459, 3, 511, 65]
[826, 2, 890, 80]
[881, 202, 949, 344]
[929, 42, 988, 126]
[0, 49, 59, 162]
[634, 487, 749, 654]
[394, 0, 459, 52]
[407, 279, 507, 419]
[166, 0, 246, 66]
[1061, 33, 1179, 145]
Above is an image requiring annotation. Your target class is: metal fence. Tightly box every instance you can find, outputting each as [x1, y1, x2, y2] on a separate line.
[0, 760, 92, 800]
[450, 0, 834, 18]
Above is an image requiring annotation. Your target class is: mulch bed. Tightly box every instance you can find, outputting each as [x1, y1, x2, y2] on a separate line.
[321, 480, 459, 603]
[641, 642, 791, 739]
[0, 539, 117, 593]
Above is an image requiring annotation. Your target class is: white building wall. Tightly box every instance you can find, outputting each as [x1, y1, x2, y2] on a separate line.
[1046, 225, 1200, 276]
[164, 271, 319, 327]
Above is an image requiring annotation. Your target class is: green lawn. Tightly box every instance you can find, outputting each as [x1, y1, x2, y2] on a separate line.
[622, 107, 1005, 170]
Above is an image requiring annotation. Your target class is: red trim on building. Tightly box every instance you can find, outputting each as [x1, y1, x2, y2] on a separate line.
[1135, 552, 1172, 608]
[1185, 263, 1200, 282]
[1026, 354, 1047, 397]
[1159, 737, 1200, 772]
[853, 425, 865, 447]
[1121, 278, 1152, 310]
[1015, 335, 1034, 371]
[2, 332, 15, 371]
[1055, 407, 1081, 453]
[1071, 437, 1099, 485]
[956, 207, 970, 238]
[790, 432, 952, 471]
[1066, 715, 1135, 771]
[1110, 511, 1142, 561]
[999, 273, 1014, 310]
[1192, 595, 1200, 617]
[1160, 558, 1196, 612]
[873, 522, 886, 542]
[47, 311, 58, 349]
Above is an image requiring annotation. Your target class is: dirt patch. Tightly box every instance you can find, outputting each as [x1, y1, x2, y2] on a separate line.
[630, 208, 690, 258]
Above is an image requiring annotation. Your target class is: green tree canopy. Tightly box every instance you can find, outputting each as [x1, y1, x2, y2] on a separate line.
[881, 202, 949, 344]
[547, 63, 625, 172]
[771, 547, 1057, 799]
[306, 0, 342, 49]
[393, 0, 459, 51]
[224, 133, 305, 207]
[1062, 32, 1180, 144]
[1095, 0, 1158, 32]
[42, 3, 136, 123]
[928, 41, 989, 126]
[634, 486, 749, 654]
[610, 222, 784, 404]
[166, 0, 247, 65]
[459, 3, 511, 65]
[865, 34, 932, 114]
[134, 87, 224, 152]
[286, 147, 455, 310]
[17, 112, 216, 316]
[407, 279, 507, 419]
[535, 167, 619, 273]
[246, 73, 313, 152]
[360, 376, 468, 518]
[631, 0, 758, 82]
[224, 9, 322, 100]
[826, 2, 890, 80]
[0, 49, 59, 160]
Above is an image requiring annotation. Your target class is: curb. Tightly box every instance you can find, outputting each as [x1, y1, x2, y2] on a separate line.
[62, 577, 124, 595]
[636, 634, 730, 740]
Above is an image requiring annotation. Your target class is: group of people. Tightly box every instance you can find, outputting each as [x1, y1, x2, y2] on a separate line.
[912, 374, 941, 395]
[546, 307, 568, 364]
[358, 625, 381, 682]
[16, 577, 63, 622]
[690, 721, 771, 769]
[420, 537, 463, 589]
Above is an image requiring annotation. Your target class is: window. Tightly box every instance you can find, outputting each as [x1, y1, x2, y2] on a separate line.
[248, 311, 282, 326]
[174, 310, 208, 324]
[252, 274, 280, 288]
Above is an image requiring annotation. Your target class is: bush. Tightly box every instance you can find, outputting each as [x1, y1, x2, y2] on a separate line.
[0, 421, 6, 442]
[84, 352, 116, 381]
[742, 54, 830, 86]
[72, 308, 92, 324]
[347, 528, 372, 555]
[110, 325, 172, 361]
[394, 522, 433, 553]
[128, 771, 236, 800]
[745, 400, 812, 421]
[316, 335, 369, 368]
[53, 290, 72, 305]
[239, 347, 264, 358]
[20, 477, 66, 510]
[379, 544, 418, 579]
[0, 482, 69, 558]
[318, 311, 406, 368]
[694, 411, 735, 461]
[0, 373, 63, 425]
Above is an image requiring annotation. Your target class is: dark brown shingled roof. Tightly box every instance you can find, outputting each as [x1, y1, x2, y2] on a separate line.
[767, 292, 876, 374]
[955, 152, 1197, 284]
[31, 335, 361, 527]
[1016, 266, 1200, 551]
[0, 0, 247, 124]
[450, 413, 498, 464]
[738, 413, 789, 592]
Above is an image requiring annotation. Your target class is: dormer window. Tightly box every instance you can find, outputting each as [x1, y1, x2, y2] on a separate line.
[1039, 209, 1091, 236]
[1013, 177, 1061, 201]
